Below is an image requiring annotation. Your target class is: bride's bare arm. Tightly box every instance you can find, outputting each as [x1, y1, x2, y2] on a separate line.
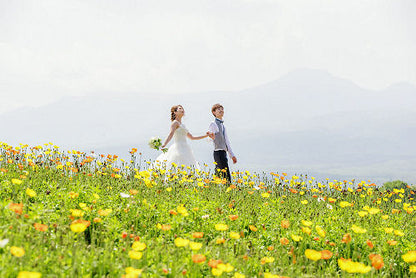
[162, 122, 180, 148]
[187, 131, 213, 140]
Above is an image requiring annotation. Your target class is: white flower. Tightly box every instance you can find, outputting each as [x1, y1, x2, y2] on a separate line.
[317, 197, 325, 202]
[120, 193, 131, 198]
[0, 238, 9, 248]
[201, 214, 210, 219]
[326, 204, 333, 210]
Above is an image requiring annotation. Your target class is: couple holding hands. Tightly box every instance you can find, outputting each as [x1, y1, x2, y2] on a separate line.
[156, 103, 237, 183]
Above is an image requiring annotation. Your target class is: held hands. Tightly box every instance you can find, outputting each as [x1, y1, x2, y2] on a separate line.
[206, 132, 215, 140]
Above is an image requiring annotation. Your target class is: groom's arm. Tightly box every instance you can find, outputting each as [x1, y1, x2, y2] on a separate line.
[224, 130, 236, 163]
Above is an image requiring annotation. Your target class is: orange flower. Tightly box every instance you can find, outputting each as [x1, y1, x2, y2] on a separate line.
[192, 254, 206, 264]
[249, 225, 258, 232]
[280, 237, 289, 245]
[208, 259, 223, 268]
[387, 240, 397, 246]
[33, 223, 48, 232]
[342, 233, 352, 244]
[192, 232, 204, 238]
[267, 246, 274, 251]
[369, 254, 384, 270]
[320, 250, 333, 260]
[169, 210, 177, 215]
[281, 220, 290, 229]
[161, 224, 171, 231]
[366, 240, 374, 249]
[9, 203, 23, 215]
[129, 189, 139, 195]
[228, 215, 238, 221]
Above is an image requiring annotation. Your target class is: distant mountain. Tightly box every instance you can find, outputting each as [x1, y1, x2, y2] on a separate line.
[1, 68, 415, 184]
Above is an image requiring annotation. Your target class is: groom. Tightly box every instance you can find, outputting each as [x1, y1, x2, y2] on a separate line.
[208, 103, 237, 183]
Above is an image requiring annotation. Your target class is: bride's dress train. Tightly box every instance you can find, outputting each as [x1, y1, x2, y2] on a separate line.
[155, 123, 199, 170]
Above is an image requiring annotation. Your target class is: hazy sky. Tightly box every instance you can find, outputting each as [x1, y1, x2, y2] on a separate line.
[1, 0, 415, 113]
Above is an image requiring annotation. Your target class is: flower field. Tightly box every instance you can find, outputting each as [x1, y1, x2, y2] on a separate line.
[1, 143, 416, 277]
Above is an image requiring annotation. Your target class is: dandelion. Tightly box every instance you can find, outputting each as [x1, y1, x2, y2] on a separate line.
[394, 230, 404, 236]
[301, 200, 308, 205]
[12, 179, 23, 185]
[384, 227, 393, 234]
[316, 225, 326, 238]
[410, 265, 416, 273]
[339, 201, 353, 208]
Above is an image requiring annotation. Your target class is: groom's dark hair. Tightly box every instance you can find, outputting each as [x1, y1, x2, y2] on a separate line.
[211, 103, 223, 116]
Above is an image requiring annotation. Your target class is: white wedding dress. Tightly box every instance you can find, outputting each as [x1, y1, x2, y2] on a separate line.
[155, 123, 199, 170]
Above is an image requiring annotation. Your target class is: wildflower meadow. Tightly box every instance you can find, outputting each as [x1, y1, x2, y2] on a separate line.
[1, 142, 415, 277]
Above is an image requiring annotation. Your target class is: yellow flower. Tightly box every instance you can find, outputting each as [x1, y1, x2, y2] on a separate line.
[17, 271, 42, 278]
[124, 267, 143, 278]
[12, 179, 23, 185]
[302, 226, 312, 235]
[233, 273, 246, 278]
[301, 200, 308, 205]
[98, 208, 112, 216]
[260, 257, 275, 264]
[70, 222, 88, 233]
[301, 220, 313, 226]
[358, 211, 368, 217]
[229, 232, 240, 239]
[131, 241, 147, 251]
[212, 268, 223, 276]
[291, 234, 303, 242]
[384, 228, 394, 234]
[264, 273, 280, 278]
[409, 265, 416, 273]
[351, 225, 367, 234]
[381, 215, 389, 220]
[339, 201, 352, 208]
[217, 263, 234, 272]
[395, 199, 402, 203]
[328, 198, 336, 203]
[128, 250, 143, 260]
[261, 192, 270, 198]
[10, 246, 25, 257]
[316, 225, 326, 238]
[189, 241, 202, 251]
[338, 258, 371, 273]
[174, 237, 190, 247]
[305, 249, 322, 261]
[215, 223, 229, 231]
[177, 206, 189, 216]
[70, 209, 85, 218]
[25, 188, 36, 197]
[394, 230, 404, 236]
[402, 251, 416, 263]
[166, 187, 172, 192]
[368, 208, 380, 214]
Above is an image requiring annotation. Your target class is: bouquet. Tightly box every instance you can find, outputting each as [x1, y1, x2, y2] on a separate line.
[148, 137, 167, 153]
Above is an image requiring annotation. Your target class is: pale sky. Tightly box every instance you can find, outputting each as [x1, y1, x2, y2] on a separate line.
[1, 0, 415, 113]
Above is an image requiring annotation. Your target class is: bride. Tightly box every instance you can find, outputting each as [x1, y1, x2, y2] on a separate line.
[155, 105, 214, 169]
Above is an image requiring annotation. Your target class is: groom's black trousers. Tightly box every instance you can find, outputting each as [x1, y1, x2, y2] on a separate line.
[213, 150, 231, 183]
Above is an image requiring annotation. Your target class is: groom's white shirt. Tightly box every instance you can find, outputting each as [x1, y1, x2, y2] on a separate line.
[208, 119, 235, 158]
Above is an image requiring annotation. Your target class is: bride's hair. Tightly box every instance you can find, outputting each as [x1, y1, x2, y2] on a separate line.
[171, 105, 183, 121]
